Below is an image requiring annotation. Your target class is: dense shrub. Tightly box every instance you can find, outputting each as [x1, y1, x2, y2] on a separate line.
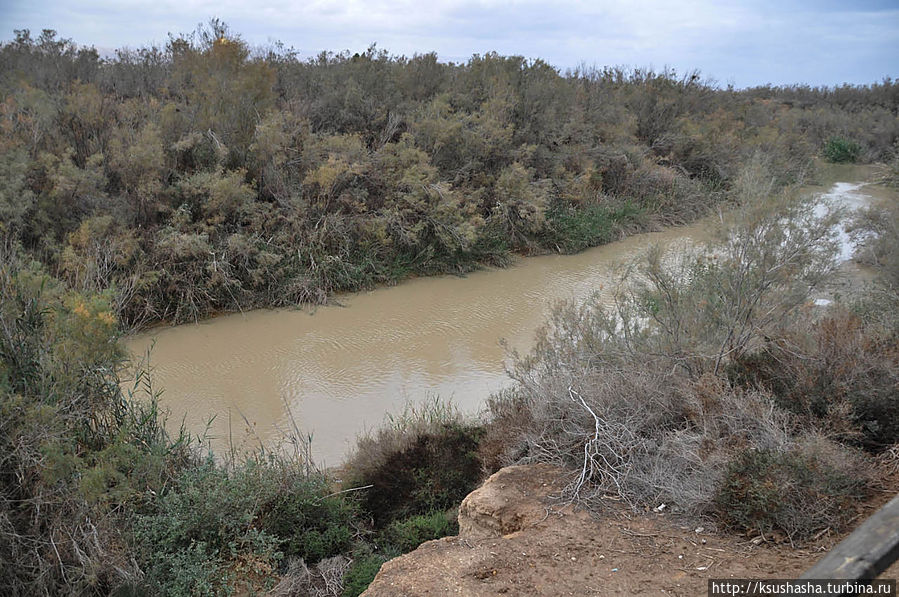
[377, 510, 458, 555]
[483, 177, 884, 538]
[884, 155, 899, 188]
[134, 458, 356, 595]
[0, 247, 193, 596]
[728, 299, 899, 451]
[5, 23, 895, 328]
[851, 202, 899, 288]
[0, 254, 473, 594]
[349, 425, 482, 526]
[344, 400, 483, 527]
[823, 136, 863, 163]
[479, 388, 536, 473]
[715, 443, 869, 541]
[3, 18, 899, 593]
[341, 552, 387, 597]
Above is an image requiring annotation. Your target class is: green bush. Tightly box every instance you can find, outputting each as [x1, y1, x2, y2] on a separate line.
[134, 458, 356, 595]
[335, 511, 458, 597]
[351, 423, 482, 527]
[0, 253, 189, 596]
[715, 447, 868, 541]
[342, 553, 387, 597]
[378, 510, 458, 554]
[6, 24, 868, 329]
[134, 541, 226, 597]
[542, 201, 644, 253]
[823, 136, 862, 163]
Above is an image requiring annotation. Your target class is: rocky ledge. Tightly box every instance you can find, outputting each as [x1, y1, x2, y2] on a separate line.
[362, 463, 834, 596]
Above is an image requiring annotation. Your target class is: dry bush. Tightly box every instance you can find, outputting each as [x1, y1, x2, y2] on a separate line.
[479, 388, 535, 474]
[729, 307, 899, 450]
[850, 201, 899, 289]
[492, 339, 796, 515]
[483, 173, 878, 540]
[269, 556, 351, 597]
[488, 290, 877, 540]
[503, 355, 680, 508]
[877, 444, 899, 476]
[634, 377, 794, 516]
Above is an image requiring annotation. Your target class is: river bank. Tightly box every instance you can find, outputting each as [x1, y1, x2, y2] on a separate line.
[125, 164, 892, 466]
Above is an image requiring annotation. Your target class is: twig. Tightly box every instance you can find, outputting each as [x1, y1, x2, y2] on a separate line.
[316, 484, 373, 502]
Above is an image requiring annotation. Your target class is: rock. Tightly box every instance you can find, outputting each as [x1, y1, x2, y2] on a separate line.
[458, 464, 565, 539]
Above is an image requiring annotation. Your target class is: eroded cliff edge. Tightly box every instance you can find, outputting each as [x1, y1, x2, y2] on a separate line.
[362, 463, 872, 596]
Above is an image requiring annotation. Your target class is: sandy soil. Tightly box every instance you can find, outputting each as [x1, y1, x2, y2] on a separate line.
[363, 464, 899, 596]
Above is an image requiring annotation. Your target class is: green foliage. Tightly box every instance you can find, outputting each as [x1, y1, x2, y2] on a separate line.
[134, 457, 356, 595]
[0, 148, 35, 231]
[543, 201, 644, 253]
[5, 22, 890, 326]
[0, 247, 191, 595]
[342, 553, 387, 597]
[136, 541, 225, 597]
[715, 447, 867, 541]
[2, 21, 898, 591]
[377, 511, 458, 555]
[823, 136, 862, 163]
[356, 423, 481, 527]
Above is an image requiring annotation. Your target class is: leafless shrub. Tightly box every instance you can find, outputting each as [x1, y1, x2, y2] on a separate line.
[877, 444, 899, 476]
[269, 556, 351, 597]
[849, 201, 899, 289]
[500, 342, 686, 508]
[635, 380, 794, 515]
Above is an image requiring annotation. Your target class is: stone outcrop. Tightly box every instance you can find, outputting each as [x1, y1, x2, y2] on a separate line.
[457, 464, 565, 539]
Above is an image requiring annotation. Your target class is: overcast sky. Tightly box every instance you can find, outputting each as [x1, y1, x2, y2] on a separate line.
[1, 0, 897, 88]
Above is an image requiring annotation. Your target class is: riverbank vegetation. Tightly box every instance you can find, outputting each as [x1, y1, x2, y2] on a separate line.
[482, 161, 899, 543]
[6, 170, 896, 595]
[0, 241, 484, 595]
[2, 19, 899, 596]
[2, 21, 897, 329]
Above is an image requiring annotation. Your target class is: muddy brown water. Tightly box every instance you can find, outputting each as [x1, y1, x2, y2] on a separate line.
[125, 168, 888, 465]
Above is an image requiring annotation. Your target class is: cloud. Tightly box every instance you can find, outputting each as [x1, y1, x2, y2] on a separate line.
[0, 0, 896, 86]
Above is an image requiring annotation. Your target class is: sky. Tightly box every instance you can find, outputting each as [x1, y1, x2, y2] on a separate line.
[0, 0, 897, 88]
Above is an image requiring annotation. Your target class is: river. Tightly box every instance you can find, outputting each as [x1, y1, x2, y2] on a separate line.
[125, 166, 889, 466]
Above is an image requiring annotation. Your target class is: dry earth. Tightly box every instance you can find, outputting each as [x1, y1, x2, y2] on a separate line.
[362, 463, 899, 596]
